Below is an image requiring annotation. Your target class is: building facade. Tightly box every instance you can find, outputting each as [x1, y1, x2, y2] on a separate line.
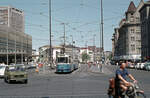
[112, 1, 144, 61]
[112, 28, 119, 60]
[139, 1, 150, 60]
[0, 6, 32, 64]
[32, 49, 39, 63]
[39, 45, 79, 64]
[79, 46, 102, 63]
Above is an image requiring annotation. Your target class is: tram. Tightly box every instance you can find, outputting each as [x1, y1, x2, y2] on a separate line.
[56, 54, 74, 73]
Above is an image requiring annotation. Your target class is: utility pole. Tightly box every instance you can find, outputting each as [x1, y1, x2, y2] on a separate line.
[6, 8, 10, 65]
[70, 35, 73, 61]
[21, 35, 23, 64]
[100, 0, 104, 61]
[15, 32, 16, 65]
[6, 29, 8, 65]
[85, 41, 88, 54]
[101, 0, 104, 52]
[100, 0, 104, 72]
[61, 23, 66, 54]
[49, 0, 52, 67]
[85, 41, 88, 63]
[63, 23, 66, 54]
[27, 35, 28, 65]
[93, 34, 96, 62]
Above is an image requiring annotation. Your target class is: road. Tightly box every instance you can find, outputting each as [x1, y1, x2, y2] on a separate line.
[0, 64, 150, 98]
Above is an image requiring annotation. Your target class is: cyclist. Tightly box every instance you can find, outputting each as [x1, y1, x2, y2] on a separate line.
[115, 62, 137, 98]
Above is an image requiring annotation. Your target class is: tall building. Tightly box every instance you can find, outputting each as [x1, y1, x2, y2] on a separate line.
[0, 6, 32, 64]
[139, 1, 150, 60]
[112, 28, 119, 60]
[112, 1, 144, 61]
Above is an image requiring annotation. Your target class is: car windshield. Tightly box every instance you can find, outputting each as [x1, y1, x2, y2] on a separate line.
[9, 66, 25, 71]
[57, 57, 68, 63]
[0, 66, 5, 69]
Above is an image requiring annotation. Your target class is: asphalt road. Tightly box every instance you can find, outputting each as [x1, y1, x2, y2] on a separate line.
[0, 64, 150, 98]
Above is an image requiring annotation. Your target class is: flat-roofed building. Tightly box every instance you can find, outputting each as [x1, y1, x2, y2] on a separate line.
[0, 6, 32, 64]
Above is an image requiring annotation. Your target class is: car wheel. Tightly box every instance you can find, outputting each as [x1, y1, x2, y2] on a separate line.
[7, 79, 11, 84]
[24, 79, 28, 84]
[4, 77, 7, 83]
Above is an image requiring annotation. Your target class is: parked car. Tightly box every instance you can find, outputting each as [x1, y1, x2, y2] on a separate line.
[135, 63, 144, 70]
[4, 65, 28, 84]
[27, 64, 37, 69]
[143, 62, 150, 71]
[135, 63, 141, 69]
[127, 63, 135, 69]
[110, 60, 115, 65]
[139, 63, 145, 70]
[0, 65, 7, 78]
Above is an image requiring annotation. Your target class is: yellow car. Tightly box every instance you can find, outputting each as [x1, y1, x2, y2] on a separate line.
[4, 65, 28, 84]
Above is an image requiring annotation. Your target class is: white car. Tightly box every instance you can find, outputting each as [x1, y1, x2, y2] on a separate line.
[135, 63, 141, 69]
[0, 65, 7, 78]
[139, 63, 145, 70]
[135, 63, 145, 70]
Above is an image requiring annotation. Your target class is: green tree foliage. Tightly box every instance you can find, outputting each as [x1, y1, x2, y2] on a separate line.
[82, 53, 90, 62]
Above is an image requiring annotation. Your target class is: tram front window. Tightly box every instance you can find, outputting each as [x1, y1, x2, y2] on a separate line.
[57, 57, 68, 63]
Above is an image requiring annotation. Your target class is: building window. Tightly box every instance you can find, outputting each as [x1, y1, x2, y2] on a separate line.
[136, 17, 140, 22]
[130, 16, 134, 22]
[131, 29, 134, 34]
[136, 29, 140, 34]
[131, 37, 135, 41]
[131, 44, 135, 51]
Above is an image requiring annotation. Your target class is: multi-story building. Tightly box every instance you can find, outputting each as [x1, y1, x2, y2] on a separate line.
[139, 1, 150, 60]
[112, 28, 119, 60]
[39, 45, 79, 64]
[0, 6, 32, 64]
[79, 46, 102, 63]
[112, 1, 143, 61]
[32, 49, 39, 63]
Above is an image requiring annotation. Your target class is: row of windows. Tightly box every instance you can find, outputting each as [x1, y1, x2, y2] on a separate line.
[131, 44, 135, 51]
[0, 49, 26, 53]
[130, 44, 141, 52]
[130, 29, 141, 34]
[131, 37, 135, 41]
[129, 15, 140, 23]
[130, 37, 141, 42]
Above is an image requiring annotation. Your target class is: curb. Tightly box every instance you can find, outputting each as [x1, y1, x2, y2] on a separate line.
[88, 70, 104, 74]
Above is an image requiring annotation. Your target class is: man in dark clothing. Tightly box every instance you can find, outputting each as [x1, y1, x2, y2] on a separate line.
[115, 63, 137, 98]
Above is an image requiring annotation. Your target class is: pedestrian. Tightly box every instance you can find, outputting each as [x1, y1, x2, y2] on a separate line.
[35, 66, 39, 73]
[99, 62, 102, 72]
[117, 62, 118, 66]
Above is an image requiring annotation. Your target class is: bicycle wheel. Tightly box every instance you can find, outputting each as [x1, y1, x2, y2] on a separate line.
[136, 92, 146, 98]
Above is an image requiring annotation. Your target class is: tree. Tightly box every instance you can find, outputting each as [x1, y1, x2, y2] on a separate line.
[82, 53, 90, 62]
[108, 54, 113, 60]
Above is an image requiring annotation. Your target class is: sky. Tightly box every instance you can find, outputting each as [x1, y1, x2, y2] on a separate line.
[0, 0, 145, 51]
